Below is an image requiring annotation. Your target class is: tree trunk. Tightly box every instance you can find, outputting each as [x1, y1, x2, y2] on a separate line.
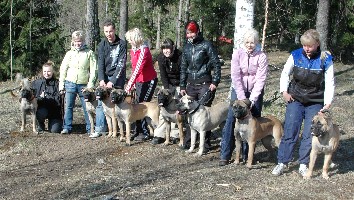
[86, 0, 95, 50]
[176, 0, 183, 49]
[156, 7, 161, 50]
[10, 0, 13, 81]
[119, 0, 128, 39]
[261, 0, 269, 51]
[234, 0, 255, 49]
[316, 0, 330, 51]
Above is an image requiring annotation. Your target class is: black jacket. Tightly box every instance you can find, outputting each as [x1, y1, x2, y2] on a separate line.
[157, 49, 182, 88]
[31, 77, 62, 119]
[180, 35, 221, 90]
[97, 35, 127, 85]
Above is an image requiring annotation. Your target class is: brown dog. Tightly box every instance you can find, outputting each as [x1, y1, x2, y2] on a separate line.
[82, 88, 98, 135]
[303, 110, 340, 180]
[11, 78, 38, 134]
[232, 99, 283, 169]
[157, 88, 184, 146]
[95, 86, 124, 138]
[111, 88, 160, 146]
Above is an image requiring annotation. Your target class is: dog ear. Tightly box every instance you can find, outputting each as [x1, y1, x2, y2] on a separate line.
[243, 99, 252, 108]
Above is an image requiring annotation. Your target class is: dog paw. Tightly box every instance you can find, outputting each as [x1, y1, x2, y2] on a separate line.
[322, 174, 330, 180]
[303, 175, 311, 180]
[247, 165, 262, 170]
[185, 149, 193, 154]
[195, 151, 203, 157]
[163, 142, 170, 146]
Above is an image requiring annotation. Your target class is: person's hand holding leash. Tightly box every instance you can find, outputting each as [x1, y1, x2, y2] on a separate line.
[99, 80, 106, 87]
[106, 81, 114, 88]
[180, 90, 187, 96]
[209, 84, 217, 91]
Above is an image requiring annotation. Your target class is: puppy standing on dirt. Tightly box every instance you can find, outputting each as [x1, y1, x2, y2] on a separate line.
[232, 99, 283, 169]
[11, 78, 38, 134]
[95, 86, 123, 138]
[82, 88, 98, 135]
[177, 95, 229, 156]
[157, 88, 184, 146]
[111, 88, 160, 146]
[303, 110, 340, 180]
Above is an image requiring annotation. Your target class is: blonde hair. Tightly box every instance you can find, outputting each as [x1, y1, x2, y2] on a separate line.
[243, 28, 259, 44]
[71, 30, 85, 46]
[300, 29, 320, 46]
[41, 60, 56, 78]
[125, 28, 144, 47]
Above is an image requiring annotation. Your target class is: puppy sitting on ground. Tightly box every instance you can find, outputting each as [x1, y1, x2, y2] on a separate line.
[303, 110, 340, 180]
[82, 87, 98, 136]
[177, 95, 229, 156]
[111, 88, 160, 146]
[95, 86, 123, 138]
[232, 99, 283, 169]
[11, 78, 38, 134]
[157, 88, 184, 146]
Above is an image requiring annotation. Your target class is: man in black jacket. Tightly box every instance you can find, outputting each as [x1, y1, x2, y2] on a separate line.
[90, 19, 127, 138]
[31, 61, 62, 133]
[180, 20, 221, 152]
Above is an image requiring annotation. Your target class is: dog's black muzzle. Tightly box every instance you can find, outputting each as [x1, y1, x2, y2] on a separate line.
[157, 94, 168, 107]
[232, 105, 248, 119]
[311, 121, 325, 137]
[83, 91, 96, 102]
[111, 92, 125, 104]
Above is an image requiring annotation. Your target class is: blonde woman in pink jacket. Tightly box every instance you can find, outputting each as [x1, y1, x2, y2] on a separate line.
[219, 28, 268, 166]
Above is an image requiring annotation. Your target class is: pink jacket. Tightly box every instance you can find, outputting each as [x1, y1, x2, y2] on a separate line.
[231, 47, 268, 102]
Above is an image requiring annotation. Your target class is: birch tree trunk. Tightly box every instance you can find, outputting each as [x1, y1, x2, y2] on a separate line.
[316, 0, 330, 51]
[10, 0, 13, 81]
[233, 0, 255, 49]
[176, 0, 183, 49]
[261, 0, 269, 51]
[119, 0, 128, 39]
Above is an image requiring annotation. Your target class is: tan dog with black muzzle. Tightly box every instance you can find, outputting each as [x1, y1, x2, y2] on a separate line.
[11, 78, 38, 134]
[111, 88, 160, 146]
[177, 95, 229, 156]
[232, 99, 283, 169]
[303, 110, 340, 180]
[95, 86, 124, 139]
[157, 88, 184, 146]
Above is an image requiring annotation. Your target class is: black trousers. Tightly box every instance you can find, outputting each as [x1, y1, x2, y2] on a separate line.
[134, 78, 158, 136]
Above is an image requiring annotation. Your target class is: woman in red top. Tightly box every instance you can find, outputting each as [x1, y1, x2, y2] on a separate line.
[125, 28, 158, 141]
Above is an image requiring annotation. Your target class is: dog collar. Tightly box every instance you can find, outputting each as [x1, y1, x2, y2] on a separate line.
[237, 112, 251, 120]
[188, 103, 200, 114]
[28, 95, 35, 102]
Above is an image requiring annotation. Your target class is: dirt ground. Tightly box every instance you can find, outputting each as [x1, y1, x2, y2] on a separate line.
[0, 51, 353, 200]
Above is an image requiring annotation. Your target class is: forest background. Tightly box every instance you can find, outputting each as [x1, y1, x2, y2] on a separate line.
[0, 0, 353, 81]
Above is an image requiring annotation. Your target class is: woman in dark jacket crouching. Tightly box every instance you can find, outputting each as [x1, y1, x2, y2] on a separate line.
[31, 61, 63, 133]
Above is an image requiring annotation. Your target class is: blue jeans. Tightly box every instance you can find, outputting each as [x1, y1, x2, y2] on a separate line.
[220, 87, 264, 161]
[63, 81, 90, 133]
[277, 101, 322, 165]
[95, 100, 107, 133]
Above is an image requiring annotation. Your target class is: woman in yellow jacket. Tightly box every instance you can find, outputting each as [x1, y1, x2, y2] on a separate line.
[59, 30, 97, 134]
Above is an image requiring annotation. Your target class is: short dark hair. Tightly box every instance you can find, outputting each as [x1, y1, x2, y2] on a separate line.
[161, 38, 174, 50]
[103, 19, 115, 29]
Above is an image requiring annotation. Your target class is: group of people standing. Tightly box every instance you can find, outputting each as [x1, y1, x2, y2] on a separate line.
[31, 18, 334, 176]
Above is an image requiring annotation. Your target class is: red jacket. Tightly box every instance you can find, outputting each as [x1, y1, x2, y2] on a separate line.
[125, 45, 157, 93]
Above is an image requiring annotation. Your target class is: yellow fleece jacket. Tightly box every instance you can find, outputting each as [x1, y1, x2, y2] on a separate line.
[59, 46, 97, 91]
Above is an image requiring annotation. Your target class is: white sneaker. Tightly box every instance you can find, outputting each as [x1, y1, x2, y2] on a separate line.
[272, 163, 286, 176]
[299, 164, 308, 176]
[89, 132, 101, 138]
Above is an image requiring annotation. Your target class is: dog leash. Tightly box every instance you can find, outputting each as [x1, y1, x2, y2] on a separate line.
[197, 89, 212, 105]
